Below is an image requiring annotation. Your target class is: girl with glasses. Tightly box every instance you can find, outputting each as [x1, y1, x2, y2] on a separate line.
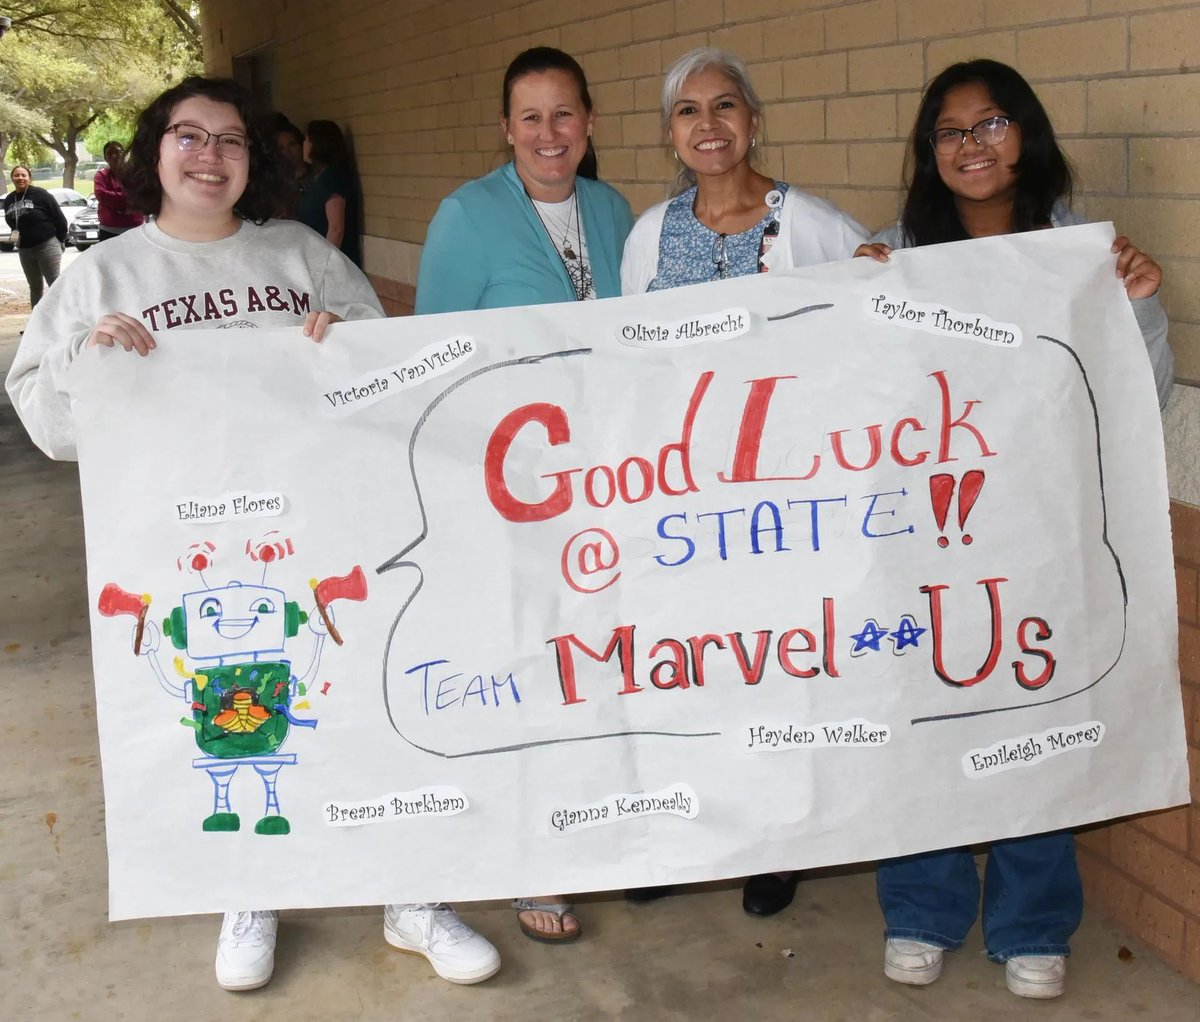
[5, 76, 389, 994]
[856, 59, 1173, 999]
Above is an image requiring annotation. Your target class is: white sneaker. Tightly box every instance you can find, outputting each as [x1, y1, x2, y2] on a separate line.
[215, 910, 278, 991]
[1006, 954, 1066, 998]
[884, 937, 944, 985]
[384, 902, 500, 985]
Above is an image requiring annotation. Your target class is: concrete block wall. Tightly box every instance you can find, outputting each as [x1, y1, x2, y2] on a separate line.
[200, 0, 1200, 979]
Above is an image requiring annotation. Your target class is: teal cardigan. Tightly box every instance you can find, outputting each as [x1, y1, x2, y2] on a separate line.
[415, 162, 634, 314]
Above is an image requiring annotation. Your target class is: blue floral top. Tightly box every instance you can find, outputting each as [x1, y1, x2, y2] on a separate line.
[647, 182, 788, 292]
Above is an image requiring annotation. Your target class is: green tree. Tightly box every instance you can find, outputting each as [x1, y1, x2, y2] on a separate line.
[0, 1, 202, 186]
[82, 110, 139, 160]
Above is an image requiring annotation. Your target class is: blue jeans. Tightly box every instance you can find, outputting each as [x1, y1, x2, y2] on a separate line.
[876, 831, 1081, 961]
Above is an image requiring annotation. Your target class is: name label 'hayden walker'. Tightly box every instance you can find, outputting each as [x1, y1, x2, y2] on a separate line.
[323, 786, 469, 826]
[744, 719, 891, 751]
[321, 336, 476, 417]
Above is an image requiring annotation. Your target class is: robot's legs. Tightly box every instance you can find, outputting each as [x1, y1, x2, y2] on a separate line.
[202, 762, 241, 832]
[252, 760, 290, 835]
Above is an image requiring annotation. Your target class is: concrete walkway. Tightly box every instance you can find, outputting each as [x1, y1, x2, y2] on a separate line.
[1, 314, 1197, 1021]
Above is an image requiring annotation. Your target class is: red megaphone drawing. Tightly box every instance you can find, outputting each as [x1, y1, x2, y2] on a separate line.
[98, 582, 152, 655]
[311, 566, 368, 646]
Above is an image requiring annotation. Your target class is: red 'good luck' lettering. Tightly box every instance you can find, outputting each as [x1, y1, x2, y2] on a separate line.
[482, 369, 995, 524]
[719, 369, 996, 484]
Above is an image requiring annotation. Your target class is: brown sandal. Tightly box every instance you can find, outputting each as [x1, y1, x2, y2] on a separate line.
[513, 899, 582, 944]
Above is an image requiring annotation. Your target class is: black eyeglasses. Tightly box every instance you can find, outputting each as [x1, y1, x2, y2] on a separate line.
[165, 123, 249, 159]
[928, 115, 1014, 155]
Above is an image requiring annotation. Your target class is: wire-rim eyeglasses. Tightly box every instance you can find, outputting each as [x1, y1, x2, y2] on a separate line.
[927, 116, 1014, 155]
[165, 123, 249, 159]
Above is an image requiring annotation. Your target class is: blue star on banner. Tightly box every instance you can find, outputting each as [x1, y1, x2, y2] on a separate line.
[850, 618, 889, 655]
[889, 615, 926, 653]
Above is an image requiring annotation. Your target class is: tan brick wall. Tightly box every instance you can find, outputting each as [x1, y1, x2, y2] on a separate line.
[200, 0, 1200, 377]
[1078, 500, 1200, 982]
[199, 2, 1200, 977]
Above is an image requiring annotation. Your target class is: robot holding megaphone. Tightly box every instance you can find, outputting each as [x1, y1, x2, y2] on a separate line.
[98, 532, 368, 836]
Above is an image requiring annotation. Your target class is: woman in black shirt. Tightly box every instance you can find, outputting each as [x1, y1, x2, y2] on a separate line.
[3, 165, 68, 307]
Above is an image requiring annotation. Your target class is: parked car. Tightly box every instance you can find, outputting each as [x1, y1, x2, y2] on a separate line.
[68, 196, 101, 250]
[48, 187, 90, 232]
[0, 186, 90, 251]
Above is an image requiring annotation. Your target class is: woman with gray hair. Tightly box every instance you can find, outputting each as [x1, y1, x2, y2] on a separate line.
[620, 48, 867, 916]
[621, 47, 866, 293]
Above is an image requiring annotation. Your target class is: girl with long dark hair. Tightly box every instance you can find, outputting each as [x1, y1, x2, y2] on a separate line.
[858, 60, 1173, 999]
[297, 119, 362, 266]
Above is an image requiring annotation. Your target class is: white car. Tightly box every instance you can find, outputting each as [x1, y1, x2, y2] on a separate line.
[1, 186, 90, 251]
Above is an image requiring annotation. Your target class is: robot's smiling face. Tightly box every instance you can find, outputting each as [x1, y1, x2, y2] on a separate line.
[199, 592, 277, 640]
[184, 582, 287, 660]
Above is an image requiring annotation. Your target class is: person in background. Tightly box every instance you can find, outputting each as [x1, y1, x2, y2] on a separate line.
[620, 46, 867, 915]
[3, 165, 68, 307]
[855, 58, 1173, 1000]
[5, 75, 501, 996]
[297, 119, 361, 266]
[92, 141, 144, 242]
[414, 46, 633, 941]
[270, 112, 310, 218]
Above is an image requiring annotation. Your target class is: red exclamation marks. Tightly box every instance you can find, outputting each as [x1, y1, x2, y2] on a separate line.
[929, 470, 986, 547]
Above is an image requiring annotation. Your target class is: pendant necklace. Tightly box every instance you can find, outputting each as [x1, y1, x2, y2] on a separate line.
[530, 190, 590, 301]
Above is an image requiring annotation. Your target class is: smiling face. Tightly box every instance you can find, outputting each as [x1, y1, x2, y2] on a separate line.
[932, 81, 1022, 208]
[156, 95, 249, 230]
[10, 166, 30, 192]
[183, 582, 287, 661]
[501, 69, 594, 202]
[668, 67, 758, 180]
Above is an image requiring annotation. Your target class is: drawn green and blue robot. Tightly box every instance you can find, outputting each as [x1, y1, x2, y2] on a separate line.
[99, 537, 367, 835]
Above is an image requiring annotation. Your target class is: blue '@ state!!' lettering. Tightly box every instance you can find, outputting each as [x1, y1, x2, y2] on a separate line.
[406, 658, 523, 715]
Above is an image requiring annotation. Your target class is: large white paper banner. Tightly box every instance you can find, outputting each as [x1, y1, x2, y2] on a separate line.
[71, 223, 1189, 920]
